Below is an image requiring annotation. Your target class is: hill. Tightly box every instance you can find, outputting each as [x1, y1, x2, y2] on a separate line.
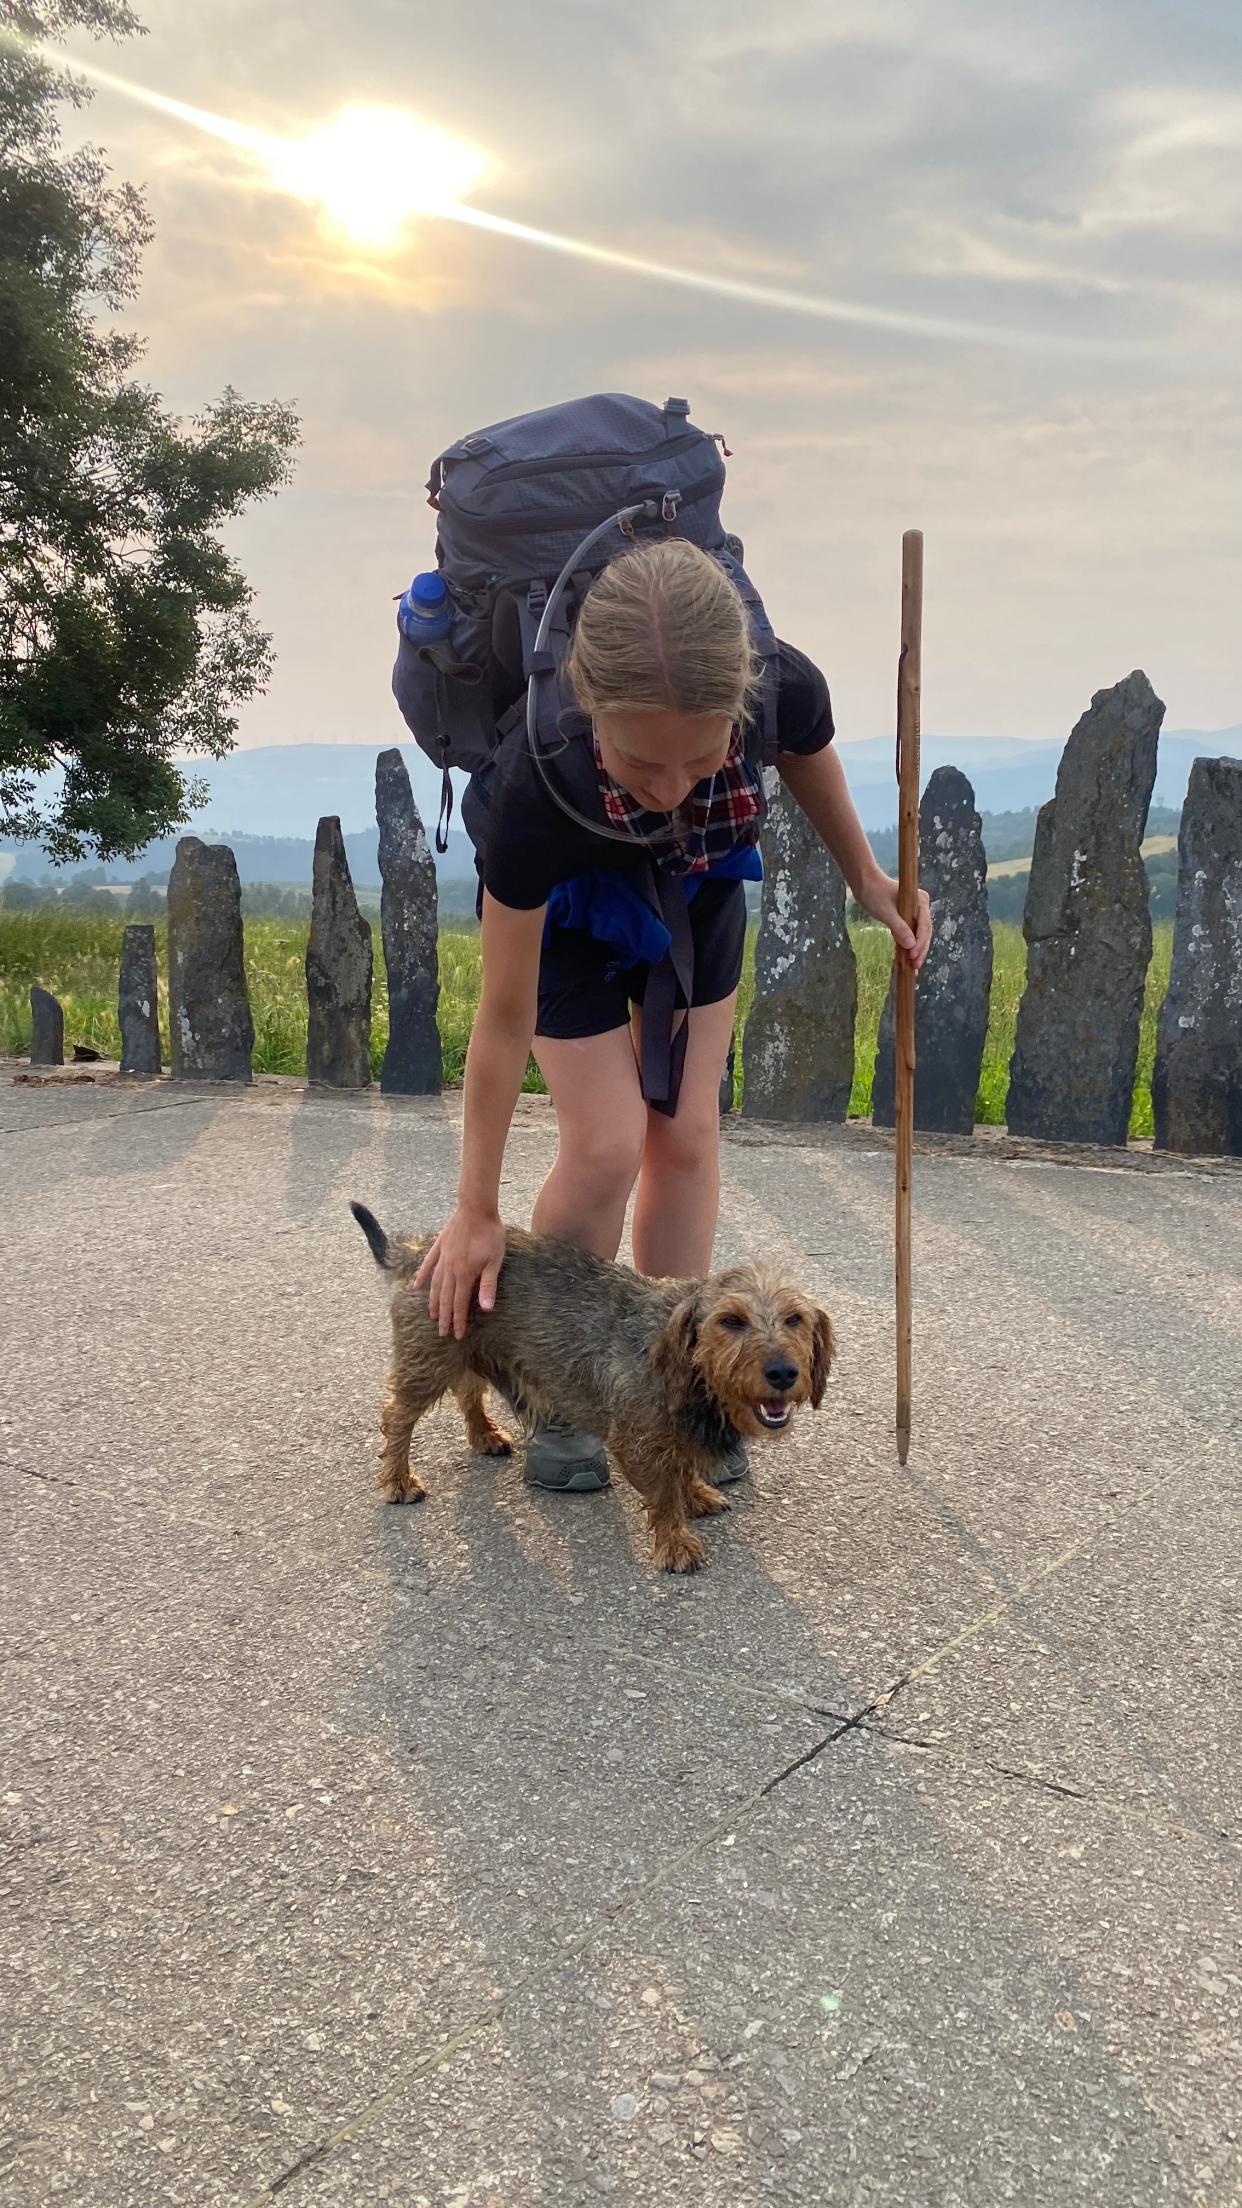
[834, 725, 1242, 832]
[0, 824, 476, 891]
[175, 724, 1237, 844]
[5, 720, 1238, 894]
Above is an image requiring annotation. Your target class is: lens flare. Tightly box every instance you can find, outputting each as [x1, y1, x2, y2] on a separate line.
[31, 41, 1136, 355]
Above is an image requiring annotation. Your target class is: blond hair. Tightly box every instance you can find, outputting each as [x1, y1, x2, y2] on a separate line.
[565, 538, 759, 722]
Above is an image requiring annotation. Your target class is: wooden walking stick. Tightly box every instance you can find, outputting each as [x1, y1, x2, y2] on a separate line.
[895, 529, 923, 1466]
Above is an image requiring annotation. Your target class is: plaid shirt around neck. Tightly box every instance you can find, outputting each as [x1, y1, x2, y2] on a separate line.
[593, 725, 765, 874]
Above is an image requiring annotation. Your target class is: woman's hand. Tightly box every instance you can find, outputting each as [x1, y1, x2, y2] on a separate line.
[856, 869, 933, 972]
[414, 1206, 507, 1340]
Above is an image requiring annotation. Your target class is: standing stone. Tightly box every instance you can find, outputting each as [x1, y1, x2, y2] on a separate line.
[1007, 671, 1163, 1145]
[1152, 757, 1242, 1156]
[306, 817, 373, 1089]
[873, 767, 993, 1134]
[29, 986, 64, 1066]
[742, 776, 856, 1121]
[118, 925, 162, 1074]
[376, 748, 441, 1094]
[166, 837, 254, 1082]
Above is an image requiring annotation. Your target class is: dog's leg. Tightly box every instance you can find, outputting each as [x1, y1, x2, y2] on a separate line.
[453, 1371, 513, 1459]
[612, 1439, 707, 1574]
[378, 1372, 436, 1504]
[377, 1299, 460, 1505]
[684, 1468, 731, 1520]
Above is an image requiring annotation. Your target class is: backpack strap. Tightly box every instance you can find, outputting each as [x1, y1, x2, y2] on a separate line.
[640, 866, 696, 1115]
[431, 671, 454, 853]
[756, 640, 780, 768]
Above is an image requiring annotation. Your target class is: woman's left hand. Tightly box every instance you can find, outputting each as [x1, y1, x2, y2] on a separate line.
[856, 870, 932, 972]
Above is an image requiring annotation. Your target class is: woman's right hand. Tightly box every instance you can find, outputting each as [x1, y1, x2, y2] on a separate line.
[414, 1206, 507, 1341]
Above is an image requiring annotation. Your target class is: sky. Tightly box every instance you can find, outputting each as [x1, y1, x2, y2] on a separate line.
[50, 0, 1242, 760]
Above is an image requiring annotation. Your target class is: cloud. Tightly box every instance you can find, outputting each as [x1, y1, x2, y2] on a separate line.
[38, 0, 1242, 752]
[907, 218, 1130, 296]
[1078, 86, 1242, 241]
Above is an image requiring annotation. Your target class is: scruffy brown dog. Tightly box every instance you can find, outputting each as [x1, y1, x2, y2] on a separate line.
[350, 1202, 834, 1574]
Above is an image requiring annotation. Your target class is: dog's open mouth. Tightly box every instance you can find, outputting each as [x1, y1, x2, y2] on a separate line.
[754, 1398, 793, 1432]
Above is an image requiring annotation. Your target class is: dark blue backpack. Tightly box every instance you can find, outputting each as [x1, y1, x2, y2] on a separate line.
[391, 392, 779, 848]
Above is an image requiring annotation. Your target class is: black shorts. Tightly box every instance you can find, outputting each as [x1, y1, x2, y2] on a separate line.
[536, 877, 746, 1041]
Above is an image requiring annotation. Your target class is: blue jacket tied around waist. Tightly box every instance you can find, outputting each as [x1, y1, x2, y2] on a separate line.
[543, 844, 763, 976]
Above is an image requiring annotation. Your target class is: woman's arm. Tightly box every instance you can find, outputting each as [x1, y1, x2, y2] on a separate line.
[415, 892, 546, 1338]
[777, 746, 932, 970]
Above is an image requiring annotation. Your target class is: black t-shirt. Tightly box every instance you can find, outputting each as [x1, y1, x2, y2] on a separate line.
[463, 639, 833, 911]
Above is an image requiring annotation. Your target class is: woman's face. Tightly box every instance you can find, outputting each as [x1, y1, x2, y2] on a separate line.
[593, 709, 734, 814]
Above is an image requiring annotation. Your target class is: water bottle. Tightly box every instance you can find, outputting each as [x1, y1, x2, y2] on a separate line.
[397, 570, 453, 644]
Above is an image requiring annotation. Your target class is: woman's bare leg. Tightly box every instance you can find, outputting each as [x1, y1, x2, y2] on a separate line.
[630, 994, 736, 1278]
[530, 1025, 647, 1259]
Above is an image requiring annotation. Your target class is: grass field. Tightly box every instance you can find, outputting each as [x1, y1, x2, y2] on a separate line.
[987, 831, 1180, 880]
[0, 907, 1173, 1138]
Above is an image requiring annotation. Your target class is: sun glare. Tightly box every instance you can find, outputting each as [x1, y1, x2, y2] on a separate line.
[267, 105, 493, 248]
[36, 43, 1138, 352]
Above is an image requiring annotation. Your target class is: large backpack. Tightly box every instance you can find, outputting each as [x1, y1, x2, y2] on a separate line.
[391, 392, 779, 849]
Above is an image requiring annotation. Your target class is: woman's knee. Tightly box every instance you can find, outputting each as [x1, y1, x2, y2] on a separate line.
[643, 1098, 721, 1179]
[557, 1103, 646, 1199]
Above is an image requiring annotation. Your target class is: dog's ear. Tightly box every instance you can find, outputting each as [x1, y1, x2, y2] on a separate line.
[650, 1291, 703, 1410]
[810, 1307, 836, 1408]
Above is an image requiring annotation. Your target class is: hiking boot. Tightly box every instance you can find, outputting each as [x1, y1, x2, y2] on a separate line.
[524, 1415, 611, 1494]
[709, 1432, 750, 1486]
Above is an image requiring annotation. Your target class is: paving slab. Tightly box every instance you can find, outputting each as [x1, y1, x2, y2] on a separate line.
[3, 1469, 829, 2206]
[870, 1460, 1241, 1843]
[2, 1073, 1239, 2207]
[284, 1733, 1240, 2208]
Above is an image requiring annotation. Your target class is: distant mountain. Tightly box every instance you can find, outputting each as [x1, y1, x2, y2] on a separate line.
[836, 726, 1242, 833]
[6, 720, 1239, 883]
[179, 726, 1242, 846]
[175, 741, 455, 845]
[0, 825, 476, 890]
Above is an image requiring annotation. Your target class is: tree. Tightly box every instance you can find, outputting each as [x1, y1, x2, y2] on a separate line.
[0, 2, 299, 861]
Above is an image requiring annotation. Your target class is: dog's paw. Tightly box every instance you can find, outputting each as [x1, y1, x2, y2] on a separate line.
[654, 1527, 707, 1575]
[474, 1425, 513, 1459]
[686, 1479, 731, 1519]
[378, 1473, 427, 1505]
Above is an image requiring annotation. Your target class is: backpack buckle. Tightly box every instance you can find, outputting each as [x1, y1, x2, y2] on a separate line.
[526, 580, 548, 615]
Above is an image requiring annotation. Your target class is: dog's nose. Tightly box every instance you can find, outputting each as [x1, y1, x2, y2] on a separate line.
[763, 1358, 799, 1394]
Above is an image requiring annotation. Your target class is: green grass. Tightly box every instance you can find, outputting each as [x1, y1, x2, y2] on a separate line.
[0, 907, 1173, 1138]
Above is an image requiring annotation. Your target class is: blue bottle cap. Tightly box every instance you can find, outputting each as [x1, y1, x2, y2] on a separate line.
[410, 571, 447, 608]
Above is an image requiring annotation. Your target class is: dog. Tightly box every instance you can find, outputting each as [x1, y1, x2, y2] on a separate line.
[350, 1203, 834, 1574]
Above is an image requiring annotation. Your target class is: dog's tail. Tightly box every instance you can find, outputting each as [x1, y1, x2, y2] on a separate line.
[350, 1200, 397, 1271]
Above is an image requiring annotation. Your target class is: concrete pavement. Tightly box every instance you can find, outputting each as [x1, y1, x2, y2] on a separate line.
[2, 1072, 1239, 2206]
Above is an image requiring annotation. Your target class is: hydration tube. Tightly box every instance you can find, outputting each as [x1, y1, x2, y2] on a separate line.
[524, 499, 676, 846]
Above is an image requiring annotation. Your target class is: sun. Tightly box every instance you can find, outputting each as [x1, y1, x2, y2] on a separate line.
[268, 104, 494, 249]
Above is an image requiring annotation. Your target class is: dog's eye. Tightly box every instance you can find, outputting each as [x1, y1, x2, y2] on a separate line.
[720, 1312, 749, 1332]
[784, 1312, 805, 1329]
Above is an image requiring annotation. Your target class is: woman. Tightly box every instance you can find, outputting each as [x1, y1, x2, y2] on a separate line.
[417, 538, 931, 1491]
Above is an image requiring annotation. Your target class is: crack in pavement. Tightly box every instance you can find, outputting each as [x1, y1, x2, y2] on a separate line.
[0, 1095, 212, 1136]
[860, 1722, 1240, 1855]
[862, 1471, 1232, 1848]
[585, 1624, 1237, 1856]
[586, 1634, 1238, 1852]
